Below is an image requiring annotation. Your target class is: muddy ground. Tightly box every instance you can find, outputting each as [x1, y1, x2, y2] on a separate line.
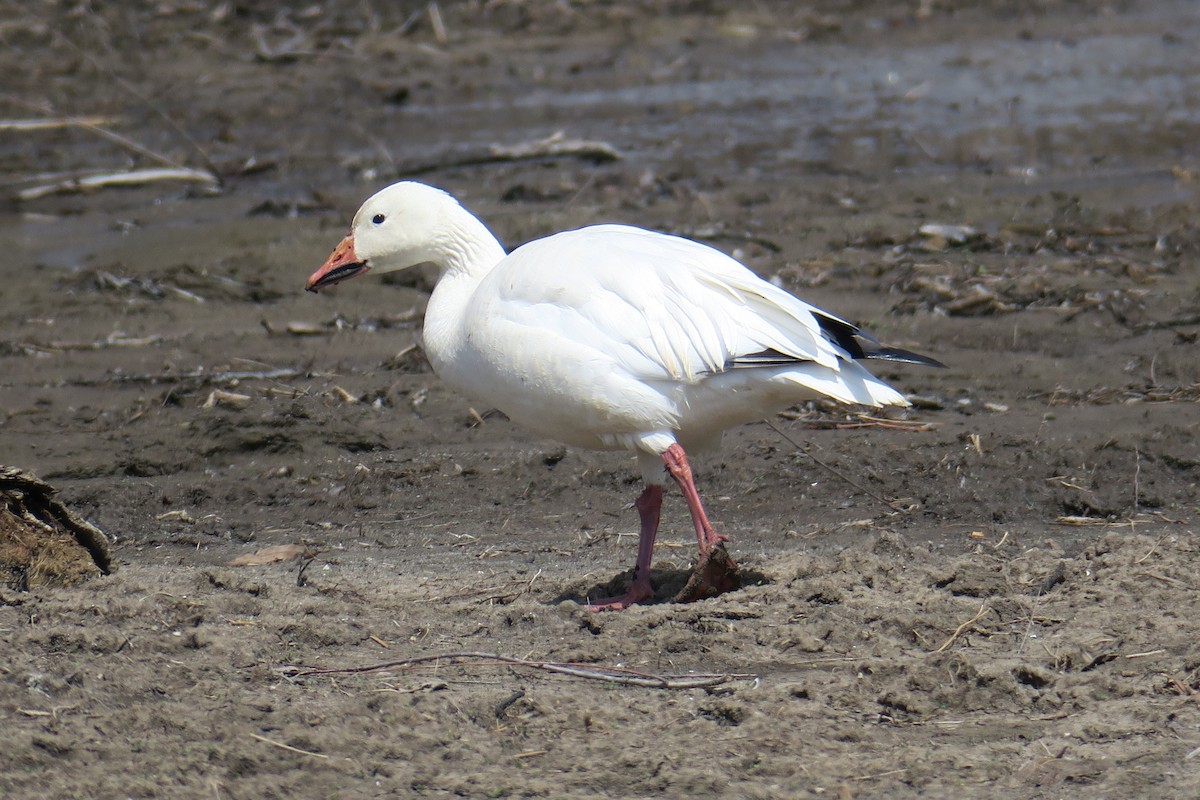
[2, 1, 1199, 797]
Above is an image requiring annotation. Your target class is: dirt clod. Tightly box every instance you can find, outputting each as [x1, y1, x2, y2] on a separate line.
[0, 467, 112, 589]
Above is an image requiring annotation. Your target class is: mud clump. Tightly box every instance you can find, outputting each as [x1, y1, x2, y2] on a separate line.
[0, 467, 112, 590]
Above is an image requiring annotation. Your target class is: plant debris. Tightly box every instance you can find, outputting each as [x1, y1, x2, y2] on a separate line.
[0, 467, 112, 589]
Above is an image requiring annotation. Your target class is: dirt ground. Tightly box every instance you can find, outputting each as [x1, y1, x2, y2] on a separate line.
[2, 1, 1199, 797]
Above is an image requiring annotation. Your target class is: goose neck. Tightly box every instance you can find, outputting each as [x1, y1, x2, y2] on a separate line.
[435, 208, 506, 282]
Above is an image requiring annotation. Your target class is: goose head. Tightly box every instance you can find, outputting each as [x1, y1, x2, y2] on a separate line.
[306, 182, 464, 292]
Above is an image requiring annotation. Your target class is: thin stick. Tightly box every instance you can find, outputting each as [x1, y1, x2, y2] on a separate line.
[18, 167, 218, 200]
[1017, 577, 1051, 656]
[765, 419, 907, 512]
[1135, 534, 1167, 564]
[852, 768, 910, 782]
[249, 733, 330, 759]
[427, 2, 448, 43]
[25, 333, 167, 352]
[83, 122, 202, 173]
[1123, 649, 1166, 659]
[0, 116, 114, 131]
[935, 601, 989, 653]
[513, 750, 548, 760]
[282, 651, 755, 690]
[1133, 447, 1141, 510]
[65, 366, 318, 387]
[0, 102, 195, 185]
[780, 410, 936, 432]
[405, 131, 620, 175]
[1134, 313, 1200, 332]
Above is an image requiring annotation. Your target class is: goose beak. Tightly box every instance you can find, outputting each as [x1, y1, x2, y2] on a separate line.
[306, 235, 369, 292]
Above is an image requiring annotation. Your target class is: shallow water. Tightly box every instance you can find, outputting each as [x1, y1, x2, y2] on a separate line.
[393, 9, 1200, 177]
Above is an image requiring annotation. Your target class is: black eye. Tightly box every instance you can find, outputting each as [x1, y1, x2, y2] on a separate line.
[372, 214, 385, 225]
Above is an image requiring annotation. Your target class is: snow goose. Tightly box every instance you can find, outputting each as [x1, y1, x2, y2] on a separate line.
[307, 181, 942, 610]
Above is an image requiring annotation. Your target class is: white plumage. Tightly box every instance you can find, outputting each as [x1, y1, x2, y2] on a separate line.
[308, 181, 939, 610]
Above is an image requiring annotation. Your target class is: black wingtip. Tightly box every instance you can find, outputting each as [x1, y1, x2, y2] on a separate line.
[864, 347, 947, 369]
[814, 313, 945, 368]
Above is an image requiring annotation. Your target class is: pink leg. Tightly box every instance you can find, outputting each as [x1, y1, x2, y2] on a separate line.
[661, 443, 729, 556]
[661, 443, 740, 604]
[586, 485, 662, 611]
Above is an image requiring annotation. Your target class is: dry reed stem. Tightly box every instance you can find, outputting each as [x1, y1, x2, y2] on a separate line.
[19, 167, 218, 200]
[249, 733, 330, 759]
[935, 601, 990, 653]
[405, 131, 620, 175]
[0, 116, 113, 131]
[284, 651, 755, 690]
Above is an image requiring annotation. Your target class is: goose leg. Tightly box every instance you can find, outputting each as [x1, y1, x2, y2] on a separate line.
[661, 443, 729, 555]
[585, 485, 662, 611]
[661, 443, 741, 603]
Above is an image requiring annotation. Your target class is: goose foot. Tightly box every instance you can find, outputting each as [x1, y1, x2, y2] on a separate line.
[585, 574, 655, 611]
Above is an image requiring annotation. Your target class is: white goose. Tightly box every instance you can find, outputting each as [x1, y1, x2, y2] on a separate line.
[307, 182, 941, 610]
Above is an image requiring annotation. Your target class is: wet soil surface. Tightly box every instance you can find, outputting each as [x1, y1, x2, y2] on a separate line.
[2, 1, 1199, 797]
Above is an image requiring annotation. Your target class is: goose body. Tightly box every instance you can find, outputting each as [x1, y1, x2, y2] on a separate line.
[308, 182, 941, 609]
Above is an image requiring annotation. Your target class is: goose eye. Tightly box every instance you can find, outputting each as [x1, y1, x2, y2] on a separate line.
[372, 214, 386, 225]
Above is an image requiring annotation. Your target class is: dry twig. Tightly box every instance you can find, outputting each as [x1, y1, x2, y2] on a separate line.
[18, 167, 218, 200]
[70, 366, 317, 387]
[249, 733, 329, 759]
[281, 651, 755, 690]
[935, 601, 990, 652]
[779, 410, 937, 432]
[427, 2, 448, 43]
[0, 116, 114, 131]
[405, 131, 620, 175]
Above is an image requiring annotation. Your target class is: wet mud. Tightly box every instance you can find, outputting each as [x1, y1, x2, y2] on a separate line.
[1, 1, 1199, 797]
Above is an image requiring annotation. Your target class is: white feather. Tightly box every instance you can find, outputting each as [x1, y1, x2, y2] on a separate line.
[330, 183, 918, 481]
